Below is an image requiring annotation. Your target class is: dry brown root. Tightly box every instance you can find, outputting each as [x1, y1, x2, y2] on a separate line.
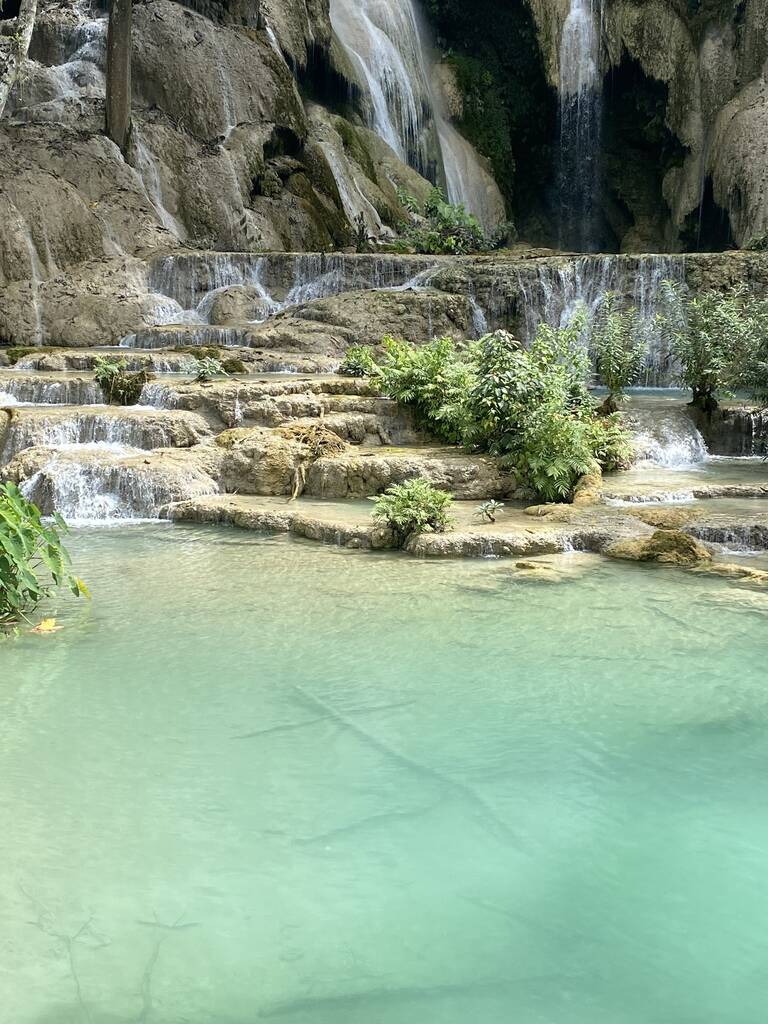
[277, 423, 348, 459]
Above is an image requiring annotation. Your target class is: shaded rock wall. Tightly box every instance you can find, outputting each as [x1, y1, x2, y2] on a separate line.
[522, 0, 768, 249]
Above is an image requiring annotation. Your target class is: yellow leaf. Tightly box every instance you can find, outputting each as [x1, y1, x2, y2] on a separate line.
[31, 618, 62, 634]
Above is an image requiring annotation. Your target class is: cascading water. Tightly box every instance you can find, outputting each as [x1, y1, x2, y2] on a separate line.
[330, 0, 433, 174]
[0, 378, 104, 405]
[329, 0, 500, 230]
[510, 254, 686, 385]
[558, 0, 604, 251]
[19, 452, 219, 523]
[128, 252, 442, 346]
[0, 410, 209, 464]
[626, 403, 709, 469]
[131, 128, 186, 239]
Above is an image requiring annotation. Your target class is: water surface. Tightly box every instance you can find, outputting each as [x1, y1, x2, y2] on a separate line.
[2, 526, 767, 1022]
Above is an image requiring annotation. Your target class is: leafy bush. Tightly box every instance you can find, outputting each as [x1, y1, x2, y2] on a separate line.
[93, 356, 150, 405]
[339, 345, 378, 378]
[376, 335, 475, 443]
[371, 479, 453, 544]
[728, 293, 768, 402]
[658, 282, 758, 410]
[221, 357, 247, 375]
[394, 186, 495, 255]
[93, 355, 127, 397]
[193, 356, 228, 383]
[466, 321, 634, 499]
[376, 318, 633, 502]
[466, 318, 590, 448]
[745, 234, 768, 252]
[584, 413, 635, 472]
[0, 482, 88, 625]
[591, 292, 645, 411]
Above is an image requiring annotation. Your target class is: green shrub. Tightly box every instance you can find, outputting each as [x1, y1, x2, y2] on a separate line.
[466, 318, 590, 449]
[475, 499, 504, 522]
[729, 293, 768, 402]
[221, 357, 247, 375]
[591, 292, 646, 411]
[466, 320, 630, 500]
[93, 356, 150, 405]
[377, 335, 474, 443]
[0, 483, 88, 625]
[376, 316, 633, 502]
[745, 234, 768, 252]
[338, 345, 378, 378]
[394, 186, 495, 255]
[371, 479, 453, 545]
[584, 413, 635, 472]
[193, 356, 228, 383]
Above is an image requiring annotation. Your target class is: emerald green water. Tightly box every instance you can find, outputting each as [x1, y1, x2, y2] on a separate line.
[2, 525, 768, 1023]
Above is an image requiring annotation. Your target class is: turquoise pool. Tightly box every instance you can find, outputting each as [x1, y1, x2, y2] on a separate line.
[1, 525, 767, 1022]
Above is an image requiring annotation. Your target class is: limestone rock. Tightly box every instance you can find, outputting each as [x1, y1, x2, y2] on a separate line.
[606, 528, 712, 566]
[572, 468, 603, 506]
[626, 506, 703, 530]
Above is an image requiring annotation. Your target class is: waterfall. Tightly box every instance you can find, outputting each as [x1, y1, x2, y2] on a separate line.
[8, 13, 106, 122]
[0, 379, 104, 405]
[19, 452, 219, 522]
[511, 254, 686, 385]
[330, 0, 432, 172]
[143, 252, 440, 325]
[329, 0, 500, 229]
[558, 0, 604, 251]
[627, 405, 709, 469]
[131, 128, 186, 238]
[138, 382, 179, 408]
[1, 411, 209, 464]
[317, 140, 383, 238]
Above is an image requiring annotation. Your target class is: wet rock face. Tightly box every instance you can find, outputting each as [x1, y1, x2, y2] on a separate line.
[3, 443, 224, 519]
[520, 0, 768, 248]
[133, 1, 306, 143]
[0, 407, 212, 463]
[693, 406, 768, 457]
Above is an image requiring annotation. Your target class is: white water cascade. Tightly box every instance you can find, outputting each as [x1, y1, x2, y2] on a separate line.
[558, 0, 604, 251]
[126, 252, 440, 347]
[329, 0, 501, 230]
[0, 379, 104, 405]
[19, 453, 219, 523]
[511, 254, 686, 385]
[627, 405, 709, 469]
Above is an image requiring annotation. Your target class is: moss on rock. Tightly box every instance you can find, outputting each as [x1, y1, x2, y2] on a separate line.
[606, 529, 712, 566]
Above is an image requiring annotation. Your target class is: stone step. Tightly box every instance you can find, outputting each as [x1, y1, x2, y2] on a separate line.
[2, 346, 338, 376]
[4, 444, 222, 521]
[0, 406, 212, 463]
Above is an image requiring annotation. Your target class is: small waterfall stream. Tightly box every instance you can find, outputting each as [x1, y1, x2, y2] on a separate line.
[510, 254, 686, 384]
[130, 252, 440, 346]
[329, 0, 499, 229]
[19, 455, 219, 523]
[558, 0, 604, 250]
[627, 404, 709, 469]
[0, 379, 104, 405]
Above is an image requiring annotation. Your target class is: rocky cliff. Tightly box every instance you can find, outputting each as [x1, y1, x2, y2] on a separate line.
[430, 0, 767, 250]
